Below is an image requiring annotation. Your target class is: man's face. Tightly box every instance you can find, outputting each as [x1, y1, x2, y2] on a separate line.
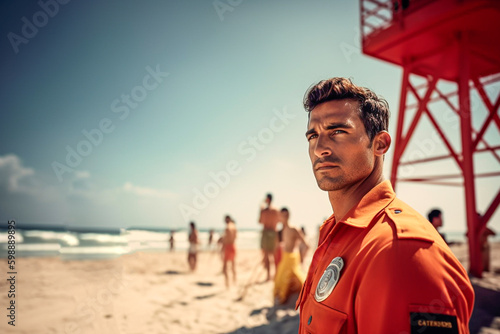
[280, 210, 289, 222]
[306, 99, 375, 191]
[432, 214, 443, 228]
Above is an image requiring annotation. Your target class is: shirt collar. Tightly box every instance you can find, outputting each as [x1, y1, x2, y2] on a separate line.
[324, 180, 396, 229]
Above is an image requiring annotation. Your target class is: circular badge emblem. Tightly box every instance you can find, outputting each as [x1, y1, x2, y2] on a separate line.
[314, 257, 344, 302]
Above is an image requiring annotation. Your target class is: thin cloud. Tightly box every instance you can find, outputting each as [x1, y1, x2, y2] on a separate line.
[0, 154, 177, 227]
[0, 154, 36, 194]
[123, 182, 177, 199]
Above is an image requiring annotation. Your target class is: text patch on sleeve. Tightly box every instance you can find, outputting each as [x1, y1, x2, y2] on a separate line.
[410, 312, 458, 334]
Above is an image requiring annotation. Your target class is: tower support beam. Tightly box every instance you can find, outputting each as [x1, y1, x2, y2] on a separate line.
[458, 33, 482, 277]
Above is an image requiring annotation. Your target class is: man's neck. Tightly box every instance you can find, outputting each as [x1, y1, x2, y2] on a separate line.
[328, 164, 384, 222]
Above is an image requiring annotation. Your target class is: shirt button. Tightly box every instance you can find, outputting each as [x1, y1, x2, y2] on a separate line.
[308, 315, 312, 325]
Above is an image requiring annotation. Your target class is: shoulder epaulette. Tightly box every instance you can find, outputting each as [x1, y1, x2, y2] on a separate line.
[384, 200, 435, 243]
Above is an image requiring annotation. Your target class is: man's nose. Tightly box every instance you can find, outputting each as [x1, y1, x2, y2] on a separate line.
[313, 135, 332, 157]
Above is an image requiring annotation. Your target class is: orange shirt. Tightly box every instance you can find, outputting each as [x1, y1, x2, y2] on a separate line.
[296, 181, 474, 333]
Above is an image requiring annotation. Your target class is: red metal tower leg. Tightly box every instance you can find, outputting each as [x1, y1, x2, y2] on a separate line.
[458, 34, 482, 278]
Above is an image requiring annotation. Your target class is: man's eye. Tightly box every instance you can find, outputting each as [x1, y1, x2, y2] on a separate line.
[332, 130, 345, 135]
[307, 134, 318, 141]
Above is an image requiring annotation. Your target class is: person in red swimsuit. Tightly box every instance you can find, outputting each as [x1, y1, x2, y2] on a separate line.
[297, 77, 474, 333]
[222, 215, 237, 288]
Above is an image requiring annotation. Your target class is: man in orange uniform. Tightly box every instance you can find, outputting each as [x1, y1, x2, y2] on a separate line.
[296, 78, 474, 333]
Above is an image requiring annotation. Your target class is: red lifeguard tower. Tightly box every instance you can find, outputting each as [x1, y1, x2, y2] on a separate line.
[360, 0, 500, 277]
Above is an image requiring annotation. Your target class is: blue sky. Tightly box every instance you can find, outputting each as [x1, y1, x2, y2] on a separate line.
[1, 0, 498, 235]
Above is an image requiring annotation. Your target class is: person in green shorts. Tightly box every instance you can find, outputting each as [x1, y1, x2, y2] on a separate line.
[258, 193, 280, 281]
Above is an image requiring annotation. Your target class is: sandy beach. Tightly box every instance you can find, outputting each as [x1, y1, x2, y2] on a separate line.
[1, 243, 499, 334]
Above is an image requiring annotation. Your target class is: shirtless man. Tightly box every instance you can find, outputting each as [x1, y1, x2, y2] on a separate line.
[222, 215, 237, 288]
[274, 207, 309, 304]
[280, 209, 309, 255]
[427, 208, 447, 243]
[258, 193, 280, 281]
[298, 226, 308, 263]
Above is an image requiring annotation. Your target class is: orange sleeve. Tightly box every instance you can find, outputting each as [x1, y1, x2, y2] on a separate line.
[354, 239, 473, 334]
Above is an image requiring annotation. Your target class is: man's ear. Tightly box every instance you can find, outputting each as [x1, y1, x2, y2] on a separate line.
[373, 131, 391, 156]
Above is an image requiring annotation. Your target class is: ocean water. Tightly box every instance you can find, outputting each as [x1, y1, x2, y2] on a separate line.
[0, 228, 262, 260]
[1, 228, 496, 261]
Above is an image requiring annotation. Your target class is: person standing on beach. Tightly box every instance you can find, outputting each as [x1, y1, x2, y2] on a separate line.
[208, 229, 215, 250]
[169, 230, 175, 252]
[480, 225, 496, 272]
[274, 207, 309, 304]
[427, 208, 448, 243]
[258, 193, 280, 281]
[296, 77, 474, 333]
[468, 214, 497, 273]
[187, 222, 199, 271]
[298, 226, 308, 264]
[222, 215, 237, 288]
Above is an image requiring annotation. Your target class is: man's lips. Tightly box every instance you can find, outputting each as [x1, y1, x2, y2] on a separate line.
[315, 163, 339, 171]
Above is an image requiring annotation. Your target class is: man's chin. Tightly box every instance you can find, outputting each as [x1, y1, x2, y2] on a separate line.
[316, 178, 342, 191]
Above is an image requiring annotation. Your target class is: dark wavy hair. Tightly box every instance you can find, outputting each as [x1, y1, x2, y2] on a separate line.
[303, 77, 390, 142]
[427, 209, 442, 222]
